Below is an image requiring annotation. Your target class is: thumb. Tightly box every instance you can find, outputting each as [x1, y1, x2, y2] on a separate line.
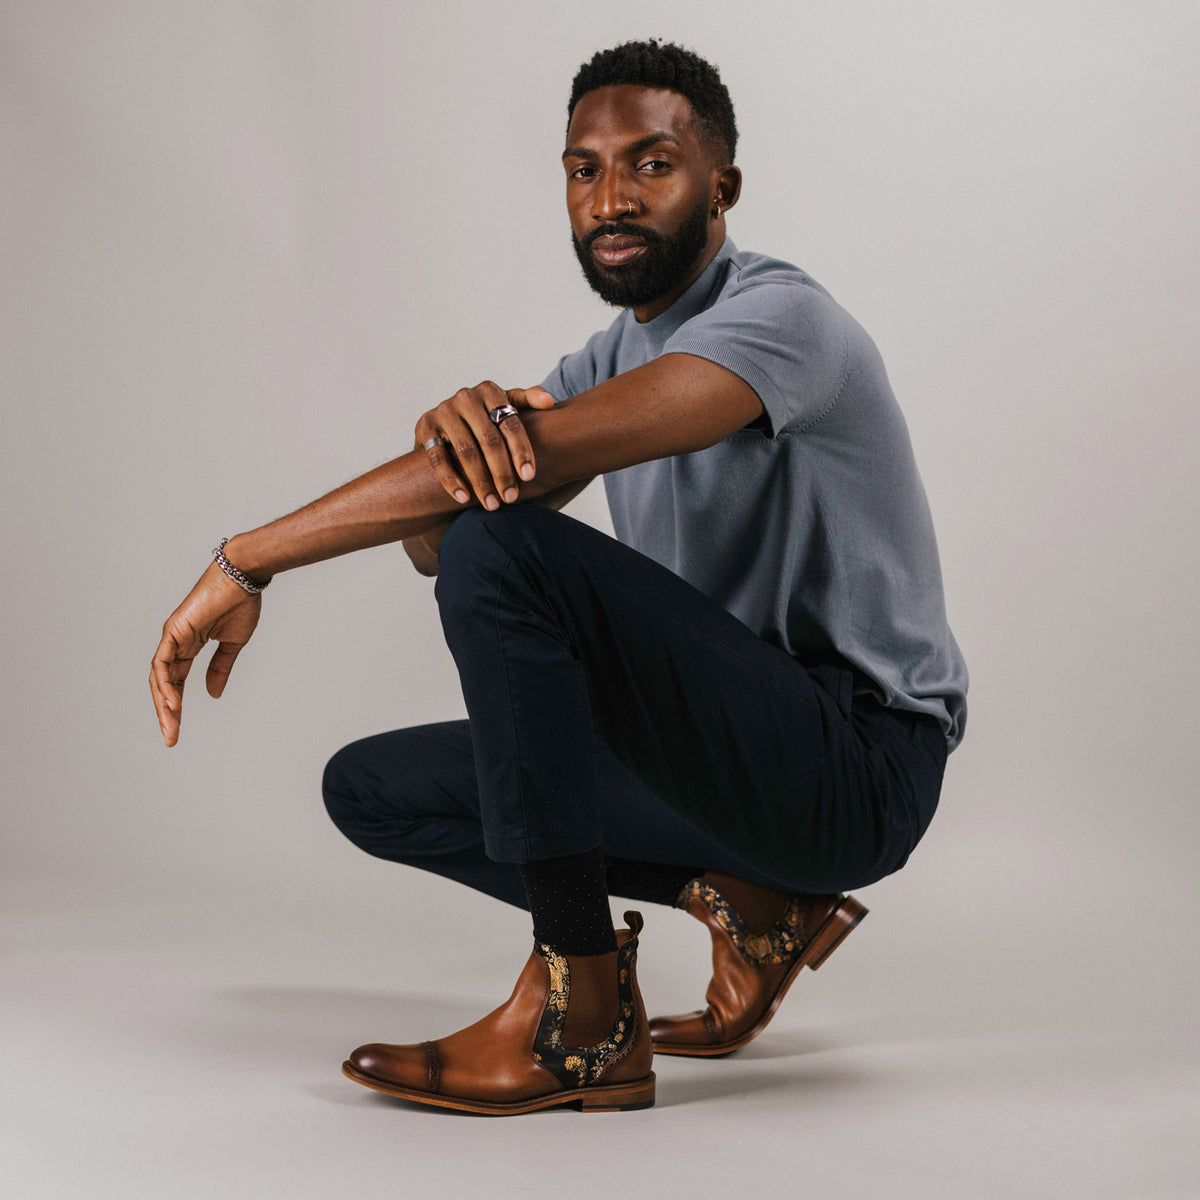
[508, 386, 556, 410]
[206, 641, 244, 699]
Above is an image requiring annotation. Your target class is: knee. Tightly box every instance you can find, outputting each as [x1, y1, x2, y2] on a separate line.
[321, 741, 373, 839]
[438, 504, 559, 567]
[321, 737, 415, 852]
[435, 504, 567, 620]
[321, 727, 479, 864]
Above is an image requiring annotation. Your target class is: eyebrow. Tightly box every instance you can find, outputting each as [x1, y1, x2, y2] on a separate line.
[562, 130, 683, 160]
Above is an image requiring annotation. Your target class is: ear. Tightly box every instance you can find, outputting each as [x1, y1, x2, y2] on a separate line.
[714, 165, 742, 214]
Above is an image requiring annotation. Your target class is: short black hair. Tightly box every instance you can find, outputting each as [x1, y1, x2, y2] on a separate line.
[568, 40, 738, 165]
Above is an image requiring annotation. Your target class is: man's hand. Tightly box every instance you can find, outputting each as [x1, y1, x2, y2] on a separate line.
[416, 382, 556, 510]
[148, 353, 760, 742]
[149, 563, 262, 747]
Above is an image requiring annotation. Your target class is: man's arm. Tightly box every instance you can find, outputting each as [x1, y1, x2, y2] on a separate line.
[219, 352, 758, 578]
[150, 352, 761, 744]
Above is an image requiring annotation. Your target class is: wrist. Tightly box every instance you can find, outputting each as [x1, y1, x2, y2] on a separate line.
[219, 534, 274, 588]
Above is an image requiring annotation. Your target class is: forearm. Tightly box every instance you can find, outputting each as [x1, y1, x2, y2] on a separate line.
[222, 439, 587, 582]
[511, 355, 761, 493]
[220, 354, 757, 582]
[224, 449, 469, 581]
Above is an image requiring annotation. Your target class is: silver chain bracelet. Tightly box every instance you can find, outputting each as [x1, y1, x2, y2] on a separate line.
[212, 538, 269, 594]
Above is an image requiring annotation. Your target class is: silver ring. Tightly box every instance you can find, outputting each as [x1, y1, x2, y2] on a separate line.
[488, 404, 519, 425]
[423, 436, 444, 451]
[627, 200, 634, 215]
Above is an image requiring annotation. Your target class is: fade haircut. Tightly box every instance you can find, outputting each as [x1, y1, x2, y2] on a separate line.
[568, 40, 738, 165]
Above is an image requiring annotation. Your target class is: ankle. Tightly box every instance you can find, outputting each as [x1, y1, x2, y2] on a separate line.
[702, 871, 790, 936]
[560, 948, 621, 1046]
[520, 848, 617, 958]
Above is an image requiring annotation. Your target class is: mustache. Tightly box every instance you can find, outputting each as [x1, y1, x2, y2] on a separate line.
[582, 221, 666, 247]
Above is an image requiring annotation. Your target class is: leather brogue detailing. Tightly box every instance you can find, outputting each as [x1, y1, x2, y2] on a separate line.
[421, 1040, 440, 1094]
[532, 911, 642, 1089]
[341, 909, 656, 1114]
[676, 878, 809, 967]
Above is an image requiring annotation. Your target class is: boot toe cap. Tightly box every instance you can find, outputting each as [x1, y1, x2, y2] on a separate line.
[346, 1041, 433, 1090]
[649, 1009, 714, 1047]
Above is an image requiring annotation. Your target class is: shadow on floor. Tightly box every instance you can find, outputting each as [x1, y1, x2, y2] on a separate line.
[310, 1055, 873, 1114]
[188, 984, 881, 1111]
[659, 1060, 872, 1106]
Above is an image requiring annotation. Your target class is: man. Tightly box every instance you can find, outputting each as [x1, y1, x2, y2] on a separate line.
[151, 41, 967, 1116]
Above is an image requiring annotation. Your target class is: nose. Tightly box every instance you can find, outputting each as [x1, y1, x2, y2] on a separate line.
[593, 174, 640, 222]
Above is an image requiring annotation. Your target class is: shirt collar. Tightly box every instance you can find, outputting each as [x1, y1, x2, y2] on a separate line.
[626, 238, 736, 348]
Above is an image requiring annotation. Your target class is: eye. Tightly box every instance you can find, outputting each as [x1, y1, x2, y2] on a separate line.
[568, 164, 597, 180]
[638, 158, 672, 172]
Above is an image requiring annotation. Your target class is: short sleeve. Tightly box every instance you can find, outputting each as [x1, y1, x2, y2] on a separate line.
[663, 280, 851, 436]
[539, 327, 611, 403]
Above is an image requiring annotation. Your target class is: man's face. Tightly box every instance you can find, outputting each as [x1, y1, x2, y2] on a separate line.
[563, 86, 729, 321]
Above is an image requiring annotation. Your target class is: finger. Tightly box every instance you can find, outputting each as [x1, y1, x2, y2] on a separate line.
[151, 629, 195, 714]
[149, 658, 183, 747]
[503, 387, 555, 482]
[206, 641, 244, 698]
[496, 406, 536, 483]
[510, 385, 556, 411]
[416, 416, 470, 504]
[149, 666, 171, 744]
[151, 622, 201, 745]
[461, 384, 521, 504]
[427, 441, 473, 504]
[442, 409, 504, 511]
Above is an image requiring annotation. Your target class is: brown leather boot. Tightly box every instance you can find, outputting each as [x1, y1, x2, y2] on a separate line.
[649, 879, 867, 1056]
[342, 911, 655, 1114]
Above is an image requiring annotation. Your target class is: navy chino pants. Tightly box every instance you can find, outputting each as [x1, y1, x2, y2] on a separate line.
[322, 504, 946, 909]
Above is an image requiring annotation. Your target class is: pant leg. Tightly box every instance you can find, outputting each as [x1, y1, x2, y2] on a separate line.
[322, 718, 832, 909]
[435, 503, 944, 893]
[322, 720, 529, 908]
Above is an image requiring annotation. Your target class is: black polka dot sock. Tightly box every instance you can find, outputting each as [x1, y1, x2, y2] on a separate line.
[518, 847, 618, 956]
[603, 856, 704, 908]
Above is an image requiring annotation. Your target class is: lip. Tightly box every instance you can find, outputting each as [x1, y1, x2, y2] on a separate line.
[591, 234, 647, 267]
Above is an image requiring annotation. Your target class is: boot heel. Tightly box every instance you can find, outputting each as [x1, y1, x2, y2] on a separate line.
[579, 1073, 656, 1113]
[807, 896, 868, 970]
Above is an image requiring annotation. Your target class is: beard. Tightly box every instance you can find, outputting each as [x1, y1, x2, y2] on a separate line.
[572, 192, 711, 310]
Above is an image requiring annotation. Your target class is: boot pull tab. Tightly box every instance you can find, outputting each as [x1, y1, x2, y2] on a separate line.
[623, 910, 644, 940]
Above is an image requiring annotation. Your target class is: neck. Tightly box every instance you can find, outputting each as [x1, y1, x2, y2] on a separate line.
[632, 223, 726, 323]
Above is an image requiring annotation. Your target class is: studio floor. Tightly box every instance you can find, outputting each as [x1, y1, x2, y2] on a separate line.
[4, 855, 1195, 1200]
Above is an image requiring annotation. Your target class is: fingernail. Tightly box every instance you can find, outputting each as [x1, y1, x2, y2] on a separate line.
[504, 488, 518, 503]
[455, 490, 469, 504]
[520, 464, 534, 480]
[485, 495, 499, 511]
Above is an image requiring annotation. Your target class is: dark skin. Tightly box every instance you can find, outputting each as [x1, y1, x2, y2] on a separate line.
[563, 86, 739, 322]
[404, 85, 744, 570]
[149, 85, 756, 748]
[148, 84, 771, 1042]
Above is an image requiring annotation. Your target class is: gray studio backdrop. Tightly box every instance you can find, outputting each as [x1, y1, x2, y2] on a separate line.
[4, 1, 1198, 965]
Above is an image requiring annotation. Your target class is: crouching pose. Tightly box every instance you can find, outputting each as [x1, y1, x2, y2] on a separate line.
[151, 40, 967, 1115]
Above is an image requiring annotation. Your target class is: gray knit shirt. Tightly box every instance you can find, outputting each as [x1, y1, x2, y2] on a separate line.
[540, 239, 967, 749]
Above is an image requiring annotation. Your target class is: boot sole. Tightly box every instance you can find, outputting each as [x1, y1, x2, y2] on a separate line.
[652, 895, 868, 1058]
[342, 1062, 656, 1114]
